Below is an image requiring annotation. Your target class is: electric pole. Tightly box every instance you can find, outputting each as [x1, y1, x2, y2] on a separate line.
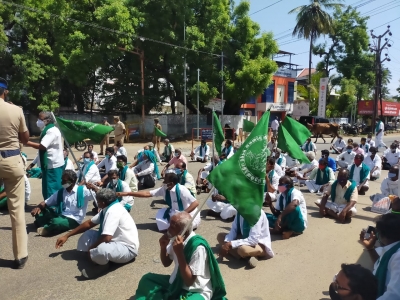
[369, 26, 392, 129]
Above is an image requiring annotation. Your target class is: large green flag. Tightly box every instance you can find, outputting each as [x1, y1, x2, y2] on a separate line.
[155, 126, 167, 137]
[207, 111, 270, 226]
[56, 117, 114, 144]
[277, 117, 310, 164]
[213, 111, 225, 156]
[243, 119, 255, 132]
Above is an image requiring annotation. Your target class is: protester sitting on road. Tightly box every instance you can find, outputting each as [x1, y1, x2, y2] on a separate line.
[130, 144, 150, 168]
[206, 189, 237, 221]
[359, 213, 400, 300]
[315, 168, 357, 223]
[79, 144, 98, 163]
[274, 148, 286, 169]
[117, 155, 138, 192]
[222, 139, 234, 159]
[328, 263, 377, 300]
[171, 161, 196, 195]
[264, 157, 279, 202]
[30, 170, 94, 236]
[347, 138, 354, 146]
[55, 188, 139, 279]
[300, 158, 335, 194]
[133, 150, 160, 190]
[122, 173, 200, 232]
[352, 143, 365, 156]
[96, 146, 117, 181]
[77, 151, 101, 185]
[284, 153, 299, 169]
[148, 142, 161, 162]
[63, 149, 75, 171]
[382, 143, 400, 170]
[218, 209, 274, 269]
[360, 137, 370, 154]
[370, 165, 399, 204]
[302, 137, 316, 153]
[321, 149, 337, 172]
[196, 154, 225, 194]
[274, 160, 285, 178]
[267, 136, 277, 152]
[331, 136, 346, 154]
[367, 133, 375, 147]
[114, 140, 127, 157]
[364, 147, 381, 181]
[291, 151, 318, 186]
[136, 212, 227, 300]
[336, 145, 356, 169]
[348, 154, 370, 195]
[161, 139, 174, 162]
[161, 148, 188, 177]
[265, 176, 307, 239]
[190, 139, 210, 162]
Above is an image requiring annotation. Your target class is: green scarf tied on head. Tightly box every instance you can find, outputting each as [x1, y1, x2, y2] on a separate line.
[144, 150, 160, 179]
[375, 121, 382, 134]
[98, 199, 120, 237]
[78, 161, 95, 182]
[236, 213, 251, 239]
[375, 241, 400, 298]
[119, 165, 128, 181]
[316, 166, 330, 185]
[107, 179, 123, 201]
[39, 123, 55, 171]
[349, 163, 370, 184]
[331, 180, 356, 203]
[56, 185, 84, 215]
[168, 235, 227, 300]
[279, 187, 294, 210]
[163, 184, 183, 221]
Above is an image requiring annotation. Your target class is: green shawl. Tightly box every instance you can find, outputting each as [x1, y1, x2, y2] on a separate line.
[279, 187, 294, 211]
[375, 121, 382, 133]
[163, 144, 172, 157]
[331, 180, 357, 203]
[349, 163, 370, 184]
[277, 156, 283, 166]
[316, 167, 330, 185]
[107, 179, 123, 201]
[78, 161, 95, 182]
[164, 184, 183, 221]
[236, 213, 251, 239]
[63, 157, 69, 171]
[98, 199, 120, 237]
[119, 165, 129, 181]
[168, 235, 227, 300]
[56, 185, 84, 215]
[375, 241, 400, 298]
[144, 150, 160, 179]
[39, 123, 55, 171]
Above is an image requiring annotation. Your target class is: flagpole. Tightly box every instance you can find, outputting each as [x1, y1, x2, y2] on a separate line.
[212, 107, 215, 164]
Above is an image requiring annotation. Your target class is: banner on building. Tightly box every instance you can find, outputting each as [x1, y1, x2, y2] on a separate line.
[358, 100, 400, 116]
[317, 77, 328, 118]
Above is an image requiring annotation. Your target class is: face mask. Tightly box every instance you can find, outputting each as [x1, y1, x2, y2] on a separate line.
[388, 172, 397, 179]
[36, 119, 45, 129]
[175, 153, 180, 157]
[391, 149, 396, 153]
[277, 185, 287, 193]
[83, 158, 91, 164]
[346, 149, 352, 154]
[163, 183, 169, 189]
[62, 182, 72, 189]
[319, 165, 325, 170]
[175, 168, 182, 175]
[117, 162, 124, 169]
[105, 154, 110, 159]
[367, 138, 371, 142]
[112, 179, 118, 185]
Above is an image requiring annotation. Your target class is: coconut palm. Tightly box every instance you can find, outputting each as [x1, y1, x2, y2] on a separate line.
[289, 0, 344, 100]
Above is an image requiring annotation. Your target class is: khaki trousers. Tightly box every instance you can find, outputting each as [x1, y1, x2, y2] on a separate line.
[100, 134, 109, 152]
[114, 135, 125, 146]
[152, 136, 161, 152]
[217, 232, 264, 259]
[0, 155, 28, 259]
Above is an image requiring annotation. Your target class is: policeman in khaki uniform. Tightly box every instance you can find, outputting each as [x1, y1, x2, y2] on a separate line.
[0, 78, 29, 269]
[152, 118, 162, 153]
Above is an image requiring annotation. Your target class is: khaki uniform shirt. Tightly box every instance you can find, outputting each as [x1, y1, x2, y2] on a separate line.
[0, 98, 28, 150]
[114, 121, 126, 137]
[325, 181, 358, 206]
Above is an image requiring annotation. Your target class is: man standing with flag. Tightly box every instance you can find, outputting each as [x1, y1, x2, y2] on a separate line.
[153, 118, 163, 153]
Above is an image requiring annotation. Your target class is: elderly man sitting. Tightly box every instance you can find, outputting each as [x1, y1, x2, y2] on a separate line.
[300, 158, 335, 194]
[176, 161, 196, 196]
[55, 189, 139, 279]
[382, 143, 400, 170]
[133, 150, 160, 189]
[265, 176, 308, 239]
[348, 154, 370, 195]
[315, 169, 357, 223]
[331, 136, 347, 154]
[370, 165, 399, 207]
[31, 170, 94, 236]
[190, 139, 210, 162]
[217, 210, 274, 269]
[136, 212, 227, 300]
[364, 147, 382, 181]
[161, 139, 174, 162]
[336, 145, 356, 169]
[77, 151, 101, 184]
[274, 148, 286, 169]
[290, 151, 318, 185]
[206, 189, 237, 221]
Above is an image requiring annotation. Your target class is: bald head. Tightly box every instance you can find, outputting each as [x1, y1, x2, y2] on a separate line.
[168, 211, 193, 238]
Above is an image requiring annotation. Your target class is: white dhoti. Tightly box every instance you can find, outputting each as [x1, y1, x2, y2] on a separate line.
[376, 134, 386, 148]
[206, 199, 237, 220]
[156, 208, 201, 231]
[337, 161, 349, 169]
[193, 155, 208, 162]
[24, 175, 31, 204]
[200, 171, 209, 179]
[305, 180, 326, 194]
[315, 199, 357, 215]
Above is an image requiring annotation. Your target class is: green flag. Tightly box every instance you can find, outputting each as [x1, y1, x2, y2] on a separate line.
[213, 111, 225, 156]
[56, 117, 114, 144]
[243, 119, 255, 132]
[155, 126, 167, 137]
[280, 116, 311, 145]
[207, 111, 271, 226]
[277, 118, 310, 164]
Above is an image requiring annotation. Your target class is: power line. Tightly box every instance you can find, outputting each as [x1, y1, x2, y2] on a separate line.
[360, 0, 399, 16]
[368, 4, 400, 18]
[373, 16, 400, 29]
[355, 0, 378, 9]
[249, 0, 283, 16]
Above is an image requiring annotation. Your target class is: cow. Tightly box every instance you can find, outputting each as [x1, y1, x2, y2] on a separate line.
[306, 123, 340, 144]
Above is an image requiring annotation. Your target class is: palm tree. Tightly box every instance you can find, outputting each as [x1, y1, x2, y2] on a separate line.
[289, 0, 344, 101]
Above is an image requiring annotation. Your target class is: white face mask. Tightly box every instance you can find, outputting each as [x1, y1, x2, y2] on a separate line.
[36, 119, 45, 129]
[112, 179, 118, 185]
[62, 182, 72, 189]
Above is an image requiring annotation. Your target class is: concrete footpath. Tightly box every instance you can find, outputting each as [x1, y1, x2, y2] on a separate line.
[0, 135, 398, 300]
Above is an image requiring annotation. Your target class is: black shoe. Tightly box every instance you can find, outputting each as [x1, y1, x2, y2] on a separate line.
[12, 256, 28, 269]
[81, 263, 110, 279]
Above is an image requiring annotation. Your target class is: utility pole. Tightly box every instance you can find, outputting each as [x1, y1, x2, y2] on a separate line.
[197, 68, 200, 139]
[221, 51, 224, 119]
[369, 26, 392, 129]
[183, 21, 187, 134]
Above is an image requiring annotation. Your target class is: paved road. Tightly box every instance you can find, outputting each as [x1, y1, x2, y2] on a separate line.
[0, 134, 398, 300]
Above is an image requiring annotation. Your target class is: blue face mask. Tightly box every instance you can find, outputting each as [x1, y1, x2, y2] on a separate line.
[83, 158, 91, 164]
[347, 150, 352, 154]
[105, 154, 110, 159]
[175, 168, 182, 175]
[388, 172, 397, 178]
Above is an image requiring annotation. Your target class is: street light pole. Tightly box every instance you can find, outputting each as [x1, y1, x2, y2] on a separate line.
[197, 68, 200, 139]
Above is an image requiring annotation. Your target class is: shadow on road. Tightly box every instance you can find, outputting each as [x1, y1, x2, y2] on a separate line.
[0, 258, 14, 269]
[135, 222, 159, 232]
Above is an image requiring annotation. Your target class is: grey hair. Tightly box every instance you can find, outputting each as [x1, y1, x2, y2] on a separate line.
[306, 151, 315, 160]
[275, 148, 282, 154]
[175, 211, 193, 234]
[40, 111, 55, 124]
[96, 188, 117, 205]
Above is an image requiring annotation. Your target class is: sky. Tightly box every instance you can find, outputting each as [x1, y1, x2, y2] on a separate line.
[248, 0, 400, 96]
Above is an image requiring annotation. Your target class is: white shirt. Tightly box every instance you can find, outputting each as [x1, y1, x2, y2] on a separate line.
[333, 139, 346, 150]
[302, 142, 316, 152]
[116, 146, 128, 157]
[122, 167, 138, 192]
[267, 142, 277, 152]
[32, 154, 41, 168]
[77, 163, 101, 183]
[275, 188, 308, 228]
[150, 184, 197, 212]
[64, 158, 75, 171]
[285, 154, 299, 168]
[223, 146, 234, 159]
[167, 232, 212, 300]
[107, 180, 134, 207]
[39, 127, 64, 169]
[384, 149, 400, 166]
[45, 185, 94, 223]
[225, 211, 274, 258]
[364, 154, 382, 172]
[380, 177, 399, 196]
[274, 163, 284, 177]
[367, 139, 376, 147]
[373, 241, 400, 300]
[376, 122, 385, 138]
[81, 151, 98, 162]
[348, 163, 369, 187]
[276, 155, 286, 168]
[336, 151, 356, 164]
[301, 159, 318, 173]
[97, 156, 117, 172]
[268, 170, 279, 191]
[194, 145, 210, 157]
[91, 203, 139, 252]
[271, 119, 279, 130]
[133, 160, 156, 180]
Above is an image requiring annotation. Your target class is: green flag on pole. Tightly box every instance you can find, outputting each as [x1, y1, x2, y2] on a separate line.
[207, 111, 271, 226]
[213, 111, 225, 156]
[55, 117, 114, 144]
[155, 126, 167, 138]
[280, 116, 311, 145]
[243, 119, 255, 132]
